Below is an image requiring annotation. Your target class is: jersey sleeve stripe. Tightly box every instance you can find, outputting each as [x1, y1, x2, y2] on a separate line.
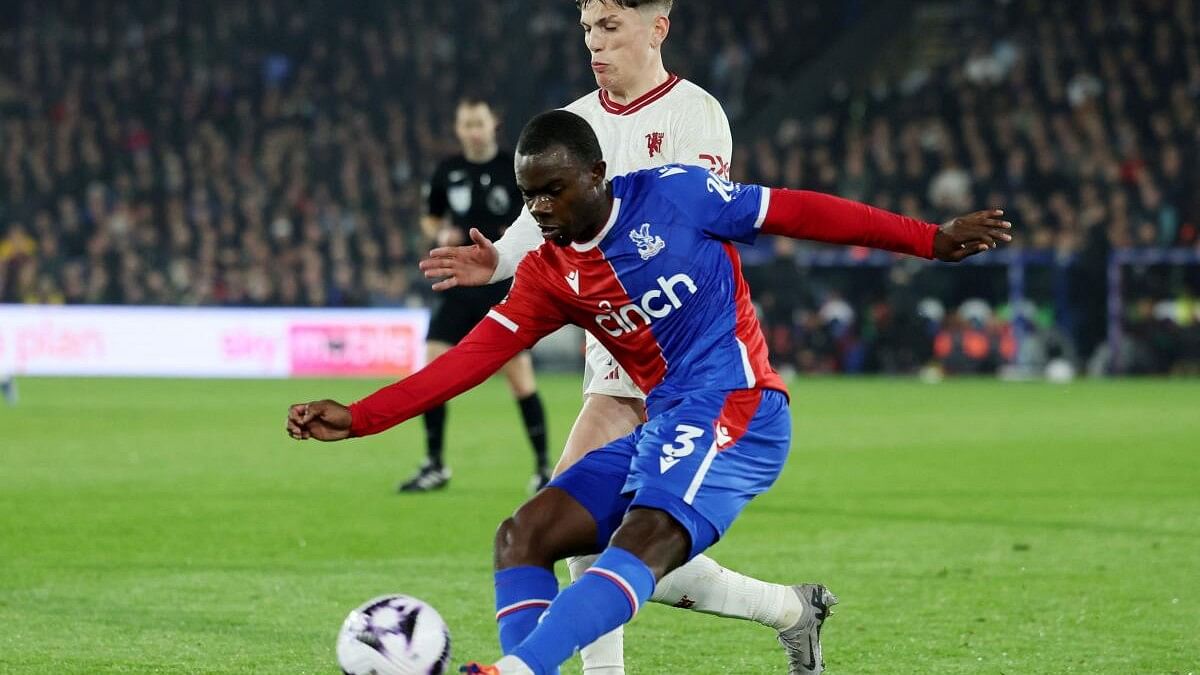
[753, 187, 771, 230]
[486, 309, 519, 333]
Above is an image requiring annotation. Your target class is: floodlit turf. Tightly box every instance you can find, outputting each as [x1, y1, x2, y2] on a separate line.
[1, 375, 1198, 674]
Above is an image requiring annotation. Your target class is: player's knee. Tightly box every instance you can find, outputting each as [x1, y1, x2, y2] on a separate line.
[493, 517, 524, 569]
[493, 511, 552, 569]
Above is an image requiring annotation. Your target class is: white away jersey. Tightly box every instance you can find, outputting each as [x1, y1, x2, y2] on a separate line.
[490, 75, 733, 281]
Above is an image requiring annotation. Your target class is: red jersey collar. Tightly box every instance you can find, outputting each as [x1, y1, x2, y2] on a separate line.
[598, 73, 682, 116]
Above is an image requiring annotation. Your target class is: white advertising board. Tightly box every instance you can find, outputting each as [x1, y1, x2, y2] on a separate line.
[0, 305, 428, 378]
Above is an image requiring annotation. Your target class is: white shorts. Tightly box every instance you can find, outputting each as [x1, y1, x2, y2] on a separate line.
[582, 333, 646, 399]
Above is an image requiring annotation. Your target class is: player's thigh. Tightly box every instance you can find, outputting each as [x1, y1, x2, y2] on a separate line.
[553, 393, 645, 477]
[546, 431, 640, 551]
[499, 351, 537, 398]
[626, 388, 792, 560]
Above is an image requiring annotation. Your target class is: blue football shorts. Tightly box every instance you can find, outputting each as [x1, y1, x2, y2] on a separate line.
[548, 388, 791, 560]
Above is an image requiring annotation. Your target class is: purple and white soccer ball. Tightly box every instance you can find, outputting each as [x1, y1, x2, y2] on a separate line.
[336, 594, 452, 675]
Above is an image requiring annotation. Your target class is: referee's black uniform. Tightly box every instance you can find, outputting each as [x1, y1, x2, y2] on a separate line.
[425, 151, 522, 343]
[401, 149, 549, 493]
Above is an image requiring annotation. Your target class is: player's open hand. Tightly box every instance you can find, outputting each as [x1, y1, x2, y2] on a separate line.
[287, 400, 352, 442]
[933, 209, 1014, 262]
[418, 227, 499, 291]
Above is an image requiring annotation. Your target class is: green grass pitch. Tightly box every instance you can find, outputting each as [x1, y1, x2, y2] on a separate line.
[1, 375, 1198, 673]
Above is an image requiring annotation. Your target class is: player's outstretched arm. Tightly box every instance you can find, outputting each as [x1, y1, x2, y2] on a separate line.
[759, 189, 1012, 260]
[286, 318, 528, 441]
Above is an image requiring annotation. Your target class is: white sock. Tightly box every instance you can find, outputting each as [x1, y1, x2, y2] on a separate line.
[568, 554, 626, 675]
[649, 554, 804, 630]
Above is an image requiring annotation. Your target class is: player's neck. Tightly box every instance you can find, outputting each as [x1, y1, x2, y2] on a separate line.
[605, 62, 670, 106]
[573, 182, 615, 245]
[463, 144, 499, 164]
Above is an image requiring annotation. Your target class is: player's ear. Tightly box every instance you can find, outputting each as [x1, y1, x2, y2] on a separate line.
[591, 160, 607, 186]
[651, 15, 669, 48]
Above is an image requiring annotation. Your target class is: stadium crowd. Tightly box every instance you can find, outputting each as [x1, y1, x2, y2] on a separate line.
[1, 0, 1197, 373]
[734, 0, 1200, 374]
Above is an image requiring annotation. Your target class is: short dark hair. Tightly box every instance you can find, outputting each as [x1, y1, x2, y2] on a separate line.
[575, 0, 673, 14]
[516, 110, 603, 166]
[456, 95, 493, 110]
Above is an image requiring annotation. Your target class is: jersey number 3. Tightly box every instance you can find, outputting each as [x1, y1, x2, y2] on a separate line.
[660, 424, 706, 473]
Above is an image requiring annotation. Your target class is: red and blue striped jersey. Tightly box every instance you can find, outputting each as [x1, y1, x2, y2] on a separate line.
[348, 166, 940, 437]
[489, 165, 786, 409]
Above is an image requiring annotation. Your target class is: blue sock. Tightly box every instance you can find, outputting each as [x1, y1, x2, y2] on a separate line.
[510, 547, 655, 675]
[494, 566, 558, 653]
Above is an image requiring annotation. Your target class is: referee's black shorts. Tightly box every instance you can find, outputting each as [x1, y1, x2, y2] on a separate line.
[426, 279, 514, 345]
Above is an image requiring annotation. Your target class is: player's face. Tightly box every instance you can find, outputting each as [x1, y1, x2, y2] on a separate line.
[454, 103, 498, 156]
[580, 2, 664, 93]
[515, 147, 608, 247]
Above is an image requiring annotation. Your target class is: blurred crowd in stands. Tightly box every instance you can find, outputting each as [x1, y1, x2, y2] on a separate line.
[1, 0, 1197, 374]
[735, 0, 1200, 374]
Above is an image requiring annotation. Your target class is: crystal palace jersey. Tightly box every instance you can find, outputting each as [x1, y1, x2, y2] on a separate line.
[488, 165, 785, 408]
[348, 168, 939, 438]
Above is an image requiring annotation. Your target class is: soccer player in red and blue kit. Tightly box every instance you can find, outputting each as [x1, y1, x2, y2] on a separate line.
[287, 110, 1012, 674]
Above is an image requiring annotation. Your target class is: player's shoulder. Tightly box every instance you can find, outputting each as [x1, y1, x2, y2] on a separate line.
[614, 164, 711, 193]
[610, 164, 713, 214]
[669, 78, 721, 105]
[664, 78, 727, 117]
[562, 90, 604, 120]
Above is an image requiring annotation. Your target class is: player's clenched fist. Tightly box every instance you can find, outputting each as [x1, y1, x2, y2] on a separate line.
[287, 400, 352, 442]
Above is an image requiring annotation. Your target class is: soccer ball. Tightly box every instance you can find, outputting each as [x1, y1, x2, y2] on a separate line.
[336, 594, 452, 675]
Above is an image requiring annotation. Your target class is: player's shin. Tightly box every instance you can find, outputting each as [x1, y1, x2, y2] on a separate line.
[568, 555, 626, 675]
[510, 548, 653, 675]
[495, 567, 558, 652]
[650, 554, 804, 631]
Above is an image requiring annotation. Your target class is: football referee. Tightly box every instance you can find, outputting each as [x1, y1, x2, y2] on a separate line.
[401, 97, 550, 493]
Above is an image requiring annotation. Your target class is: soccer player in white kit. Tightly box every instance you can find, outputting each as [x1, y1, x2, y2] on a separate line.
[419, 1, 835, 673]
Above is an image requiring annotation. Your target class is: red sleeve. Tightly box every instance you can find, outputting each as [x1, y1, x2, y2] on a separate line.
[761, 189, 939, 259]
[347, 256, 566, 438]
[347, 318, 525, 437]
